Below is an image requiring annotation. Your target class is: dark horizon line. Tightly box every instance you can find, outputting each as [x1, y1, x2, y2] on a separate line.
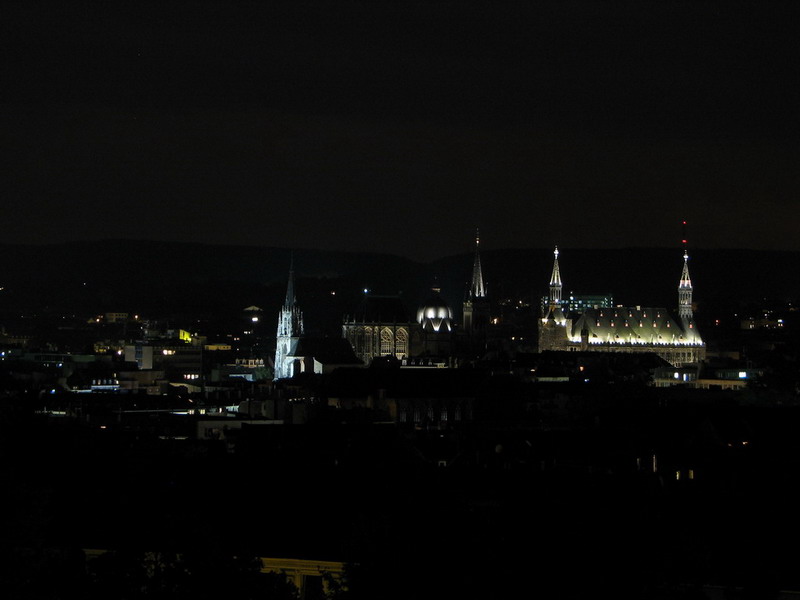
[1, 237, 797, 260]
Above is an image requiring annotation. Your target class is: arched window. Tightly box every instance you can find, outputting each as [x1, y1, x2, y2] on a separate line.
[395, 328, 409, 358]
[380, 328, 394, 356]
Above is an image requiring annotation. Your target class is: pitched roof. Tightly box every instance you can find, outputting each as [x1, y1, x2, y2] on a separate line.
[290, 337, 362, 365]
[571, 307, 702, 346]
[347, 295, 412, 323]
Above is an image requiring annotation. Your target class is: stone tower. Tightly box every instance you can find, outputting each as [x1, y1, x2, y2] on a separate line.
[274, 257, 304, 380]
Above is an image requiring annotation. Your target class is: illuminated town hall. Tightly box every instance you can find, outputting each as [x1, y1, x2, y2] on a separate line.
[538, 246, 705, 367]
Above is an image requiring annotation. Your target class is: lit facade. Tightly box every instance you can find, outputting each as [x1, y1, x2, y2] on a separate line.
[343, 288, 457, 363]
[274, 260, 304, 380]
[538, 247, 705, 367]
[342, 295, 412, 365]
[414, 285, 454, 357]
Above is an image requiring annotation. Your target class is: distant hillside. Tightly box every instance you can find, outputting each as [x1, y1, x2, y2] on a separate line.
[1, 241, 798, 332]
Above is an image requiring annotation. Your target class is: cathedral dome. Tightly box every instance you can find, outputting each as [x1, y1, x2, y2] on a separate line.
[417, 288, 454, 333]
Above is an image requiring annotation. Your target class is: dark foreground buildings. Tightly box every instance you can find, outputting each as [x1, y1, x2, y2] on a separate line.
[3, 241, 800, 599]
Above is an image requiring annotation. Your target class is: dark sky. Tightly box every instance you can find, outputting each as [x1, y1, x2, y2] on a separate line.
[3, 1, 799, 261]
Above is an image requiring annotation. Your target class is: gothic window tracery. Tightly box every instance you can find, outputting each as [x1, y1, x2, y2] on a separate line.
[396, 328, 409, 357]
[380, 328, 393, 356]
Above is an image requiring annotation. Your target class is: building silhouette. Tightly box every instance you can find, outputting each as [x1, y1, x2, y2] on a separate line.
[462, 230, 490, 337]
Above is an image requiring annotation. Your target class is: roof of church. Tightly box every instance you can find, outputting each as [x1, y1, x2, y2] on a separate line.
[570, 307, 702, 346]
[417, 288, 454, 330]
[290, 337, 362, 365]
[348, 295, 412, 324]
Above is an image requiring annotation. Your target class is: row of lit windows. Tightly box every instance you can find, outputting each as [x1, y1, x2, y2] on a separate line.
[599, 311, 663, 319]
[594, 320, 672, 328]
[399, 406, 464, 422]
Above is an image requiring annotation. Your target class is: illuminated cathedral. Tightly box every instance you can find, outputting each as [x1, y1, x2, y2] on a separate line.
[274, 258, 304, 380]
[538, 246, 705, 367]
[341, 235, 488, 366]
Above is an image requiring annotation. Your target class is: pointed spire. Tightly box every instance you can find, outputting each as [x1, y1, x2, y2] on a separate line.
[678, 222, 693, 319]
[275, 254, 304, 379]
[278, 254, 303, 335]
[550, 246, 562, 287]
[284, 252, 296, 307]
[549, 246, 562, 308]
[471, 229, 486, 298]
[679, 251, 692, 289]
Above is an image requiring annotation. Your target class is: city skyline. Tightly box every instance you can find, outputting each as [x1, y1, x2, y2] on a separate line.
[3, 2, 799, 261]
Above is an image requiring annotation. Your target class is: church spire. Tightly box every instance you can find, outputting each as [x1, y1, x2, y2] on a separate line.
[470, 229, 486, 299]
[549, 246, 562, 308]
[284, 252, 297, 307]
[274, 255, 304, 380]
[678, 221, 693, 319]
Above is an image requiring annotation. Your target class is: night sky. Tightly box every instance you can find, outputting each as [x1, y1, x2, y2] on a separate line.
[3, 1, 799, 261]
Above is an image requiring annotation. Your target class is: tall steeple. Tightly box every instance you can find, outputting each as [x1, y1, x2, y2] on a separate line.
[678, 222, 693, 320]
[549, 246, 562, 309]
[470, 229, 486, 299]
[284, 254, 297, 308]
[274, 255, 304, 380]
[463, 230, 490, 335]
